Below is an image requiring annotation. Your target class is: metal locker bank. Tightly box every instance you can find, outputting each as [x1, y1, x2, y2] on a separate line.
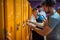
[0, 0, 32, 40]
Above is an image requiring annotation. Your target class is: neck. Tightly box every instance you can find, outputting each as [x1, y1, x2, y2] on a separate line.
[35, 15, 38, 19]
[33, 14, 38, 19]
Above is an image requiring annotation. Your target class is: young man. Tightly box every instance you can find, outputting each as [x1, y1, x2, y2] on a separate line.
[37, 5, 47, 20]
[28, 8, 44, 29]
[27, 8, 44, 40]
[27, 0, 60, 40]
[37, 5, 47, 40]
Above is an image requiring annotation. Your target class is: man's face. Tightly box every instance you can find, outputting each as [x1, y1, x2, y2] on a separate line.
[33, 10, 38, 16]
[43, 5, 54, 14]
[43, 5, 49, 13]
[38, 8, 42, 12]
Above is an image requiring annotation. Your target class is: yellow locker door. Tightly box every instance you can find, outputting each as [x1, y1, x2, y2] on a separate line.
[28, 3, 33, 40]
[0, 0, 4, 40]
[21, 0, 26, 40]
[24, 1, 29, 40]
[28, 3, 32, 18]
[15, 0, 22, 40]
[22, 0, 29, 40]
[5, 0, 15, 40]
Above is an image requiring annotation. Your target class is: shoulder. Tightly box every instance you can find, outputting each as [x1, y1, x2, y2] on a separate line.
[31, 15, 35, 18]
[48, 15, 60, 29]
[51, 13, 60, 20]
[49, 12, 60, 24]
[30, 15, 36, 21]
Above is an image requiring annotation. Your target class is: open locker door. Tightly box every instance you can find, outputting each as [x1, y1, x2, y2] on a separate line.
[5, 0, 15, 40]
[14, 0, 22, 40]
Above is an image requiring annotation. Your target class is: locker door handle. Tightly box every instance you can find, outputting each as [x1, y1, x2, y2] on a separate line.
[22, 21, 26, 27]
[22, 21, 25, 27]
[16, 23, 20, 30]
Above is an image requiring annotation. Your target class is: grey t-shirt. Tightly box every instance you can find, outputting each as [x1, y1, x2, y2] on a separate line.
[47, 12, 60, 40]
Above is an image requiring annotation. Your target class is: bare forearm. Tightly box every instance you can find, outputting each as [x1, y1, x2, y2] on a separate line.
[27, 22, 52, 36]
[31, 25, 51, 36]
[30, 22, 44, 27]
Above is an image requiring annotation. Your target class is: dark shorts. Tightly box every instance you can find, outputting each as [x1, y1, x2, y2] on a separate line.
[32, 30, 44, 40]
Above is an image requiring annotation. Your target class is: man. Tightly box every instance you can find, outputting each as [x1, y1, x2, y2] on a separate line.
[27, 0, 60, 40]
[37, 5, 47, 40]
[28, 8, 44, 28]
[37, 5, 47, 20]
[27, 8, 44, 40]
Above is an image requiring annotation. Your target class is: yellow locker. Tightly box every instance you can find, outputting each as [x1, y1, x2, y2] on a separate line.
[0, 0, 4, 40]
[28, 3, 32, 19]
[23, 0, 29, 40]
[14, 0, 22, 40]
[28, 3, 33, 40]
[21, 0, 33, 40]
[21, 0, 26, 40]
[5, 0, 15, 40]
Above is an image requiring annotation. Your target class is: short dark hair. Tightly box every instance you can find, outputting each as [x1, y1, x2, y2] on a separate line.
[37, 5, 42, 9]
[42, 0, 56, 7]
[32, 8, 37, 12]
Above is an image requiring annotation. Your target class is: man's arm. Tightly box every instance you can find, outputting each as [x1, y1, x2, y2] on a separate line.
[28, 18, 59, 36]
[27, 20, 51, 36]
[27, 20, 44, 28]
[30, 24, 52, 36]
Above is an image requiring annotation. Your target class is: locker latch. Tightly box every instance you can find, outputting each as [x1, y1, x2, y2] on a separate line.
[16, 23, 20, 30]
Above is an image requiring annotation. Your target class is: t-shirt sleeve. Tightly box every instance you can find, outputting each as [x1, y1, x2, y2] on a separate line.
[48, 17, 59, 29]
[30, 15, 36, 22]
[29, 15, 36, 27]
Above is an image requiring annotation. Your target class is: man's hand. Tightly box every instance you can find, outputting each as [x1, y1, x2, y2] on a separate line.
[26, 20, 36, 27]
[27, 20, 32, 23]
